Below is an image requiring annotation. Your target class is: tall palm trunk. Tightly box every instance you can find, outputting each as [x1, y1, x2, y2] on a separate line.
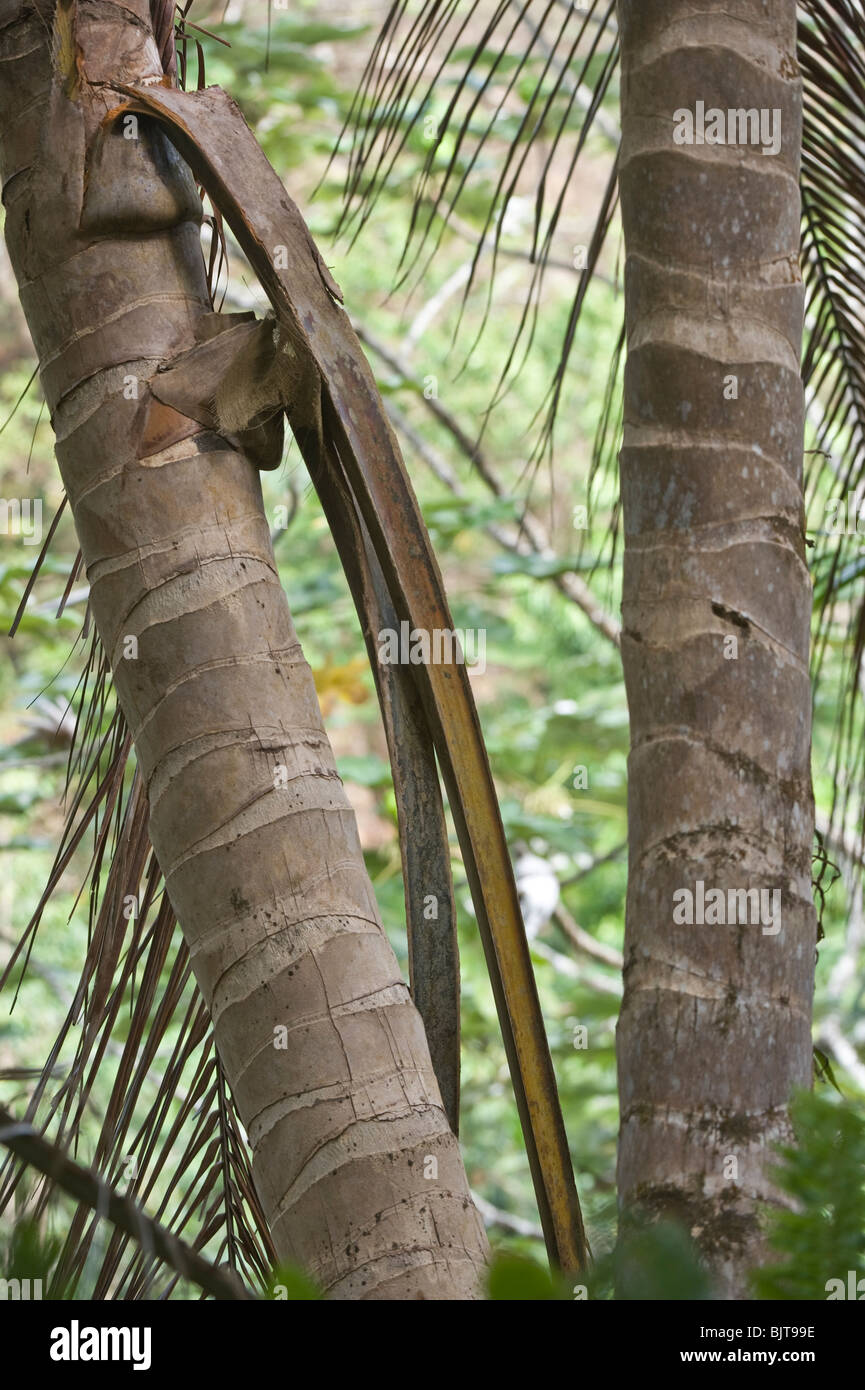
[0, 0, 488, 1298]
[615, 0, 815, 1297]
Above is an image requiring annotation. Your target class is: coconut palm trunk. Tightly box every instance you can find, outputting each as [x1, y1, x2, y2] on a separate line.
[615, 0, 816, 1296]
[0, 0, 489, 1298]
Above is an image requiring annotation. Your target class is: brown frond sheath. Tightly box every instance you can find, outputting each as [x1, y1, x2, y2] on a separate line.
[113, 81, 588, 1274]
[306, 434, 462, 1134]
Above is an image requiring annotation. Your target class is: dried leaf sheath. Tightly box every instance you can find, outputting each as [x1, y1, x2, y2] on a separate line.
[309, 437, 462, 1134]
[113, 80, 587, 1273]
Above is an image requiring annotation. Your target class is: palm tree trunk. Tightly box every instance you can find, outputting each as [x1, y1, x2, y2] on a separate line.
[615, 0, 815, 1297]
[0, 0, 488, 1299]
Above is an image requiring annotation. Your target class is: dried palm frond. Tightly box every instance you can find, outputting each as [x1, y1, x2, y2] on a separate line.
[0, 1103, 255, 1299]
[0, 632, 275, 1298]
